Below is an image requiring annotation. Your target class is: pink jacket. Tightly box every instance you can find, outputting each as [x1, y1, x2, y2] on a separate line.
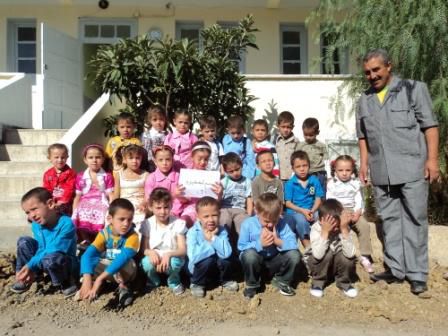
[164, 130, 198, 169]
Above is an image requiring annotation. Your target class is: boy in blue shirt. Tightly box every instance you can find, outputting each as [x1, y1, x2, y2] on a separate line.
[187, 197, 238, 298]
[284, 150, 324, 248]
[238, 193, 301, 298]
[222, 115, 256, 180]
[11, 187, 78, 298]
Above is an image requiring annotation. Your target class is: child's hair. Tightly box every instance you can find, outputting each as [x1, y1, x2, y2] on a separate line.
[290, 150, 310, 166]
[199, 115, 217, 130]
[152, 144, 175, 157]
[318, 198, 343, 220]
[192, 141, 211, 155]
[252, 119, 268, 131]
[149, 187, 172, 205]
[21, 187, 52, 204]
[331, 155, 358, 178]
[196, 196, 219, 212]
[116, 112, 135, 125]
[47, 143, 68, 158]
[173, 108, 192, 122]
[115, 144, 147, 169]
[255, 193, 282, 218]
[82, 143, 105, 158]
[221, 152, 243, 170]
[277, 111, 295, 125]
[302, 117, 319, 132]
[109, 198, 135, 216]
[146, 104, 167, 127]
[227, 115, 244, 130]
[255, 149, 274, 164]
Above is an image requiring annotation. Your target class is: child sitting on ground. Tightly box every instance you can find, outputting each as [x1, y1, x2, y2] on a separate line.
[187, 197, 238, 298]
[308, 199, 357, 298]
[222, 115, 256, 180]
[105, 112, 142, 171]
[284, 150, 323, 248]
[43, 143, 76, 215]
[251, 150, 284, 205]
[251, 119, 280, 177]
[275, 111, 300, 183]
[327, 155, 374, 273]
[199, 115, 224, 173]
[78, 198, 139, 307]
[140, 188, 187, 295]
[219, 152, 253, 235]
[238, 193, 301, 298]
[297, 117, 328, 196]
[10, 187, 78, 298]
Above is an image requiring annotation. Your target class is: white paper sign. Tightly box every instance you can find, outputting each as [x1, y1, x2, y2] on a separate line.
[178, 169, 220, 199]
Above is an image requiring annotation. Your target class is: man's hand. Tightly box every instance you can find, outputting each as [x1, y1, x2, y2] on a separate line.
[359, 164, 369, 185]
[425, 158, 440, 183]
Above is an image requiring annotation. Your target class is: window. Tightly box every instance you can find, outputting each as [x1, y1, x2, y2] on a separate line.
[217, 21, 246, 73]
[79, 19, 137, 44]
[175, 21, 204, 48]
[320, 30, 348, 74]
[7, 20, 37, 73]
[280, 24, 308, 74]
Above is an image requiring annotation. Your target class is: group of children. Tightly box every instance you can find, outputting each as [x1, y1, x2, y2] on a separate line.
[11, 105, 374, 306]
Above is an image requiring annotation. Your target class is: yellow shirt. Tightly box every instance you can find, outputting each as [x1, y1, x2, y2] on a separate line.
[105, 136, 142, 170]
[376, 86, 388, 104]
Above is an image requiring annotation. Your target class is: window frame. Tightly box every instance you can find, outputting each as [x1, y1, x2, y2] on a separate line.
[279, 23, 308, 74]
[320, 28, 349, 75]
[175, 20, 204, 48]
[79, 18, 138, 44]
[7, 19, 37, 73]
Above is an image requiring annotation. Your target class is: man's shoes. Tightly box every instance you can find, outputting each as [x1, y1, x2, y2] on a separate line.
[370, 270, 403, 284]
[10, 281, 31, 294]
[243, 287, 257, 299]
[410, 281, 428, 295]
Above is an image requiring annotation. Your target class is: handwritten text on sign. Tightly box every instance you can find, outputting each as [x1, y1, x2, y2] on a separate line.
[178, 169, 220, 199]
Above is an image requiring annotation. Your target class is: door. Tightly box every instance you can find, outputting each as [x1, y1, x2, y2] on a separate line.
[41, 23, 83, 129]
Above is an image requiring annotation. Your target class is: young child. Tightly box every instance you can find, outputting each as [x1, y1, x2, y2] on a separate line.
[187, 196, 238, 297]
[113, 144, 149, 232]
[140, 104, 168, 172]
[219, 152, 253, 234]
[284, 150, 324, 248]
[297, 117, 328, 196]
[199, 115, 224, 172]
[238, 193, 301, 298]
[43, 143, 76, 215]
[275, 111, 300, 183]
[251, 119, 280, 177]
[308, 199, 357, 298]
[327, 155, 374, 273]
[105, 112, 142, 171]
[164, 108, 198, 169]
[10, 187, 78, 298]
[72, 144, 114, 244]
[251, 150, 284, 205]
[140, 188, 187, 295]
[78, 198, 139, 307]
[222, 115, 256, 180]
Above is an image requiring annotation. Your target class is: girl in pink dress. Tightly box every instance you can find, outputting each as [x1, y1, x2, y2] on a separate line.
[72, 144, 114, 243]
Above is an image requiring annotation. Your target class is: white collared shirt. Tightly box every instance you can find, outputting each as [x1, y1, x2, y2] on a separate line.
[326, 176, 364, 212]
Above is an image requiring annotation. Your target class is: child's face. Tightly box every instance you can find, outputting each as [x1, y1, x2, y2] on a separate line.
[292, 158, 310, 180]
[173, 114, 191, 134]
[109, 208, 134, 236]
[154, 150, 173, 174]
[117, 119, 135, 139]
[201, 126, 217, 142]
[197, 204, 219, 232]
[303, 127, 318, 144]
[84, 148, 105, 172]
[150, 113, 166, 132]
[258, 211, 278, 231]
[252, 124, 268, 142]
[335, 160, 353, 182]
[49, 148, 68, 171]
[278, 121, 294, 138]
[22, 197, 55, 226]
[123, 152, 142, 172]
[228, 127, 244, 141]
[192, 150, 210, 170]
[257, 152, 274, 175]
[224, 162, 242, 181]
[151, 200, 171, 224]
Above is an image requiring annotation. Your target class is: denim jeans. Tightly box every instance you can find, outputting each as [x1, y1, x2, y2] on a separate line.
[285, 212, 318, 241]
[190, 254, 233, 286]
[141, 255, 184, 288]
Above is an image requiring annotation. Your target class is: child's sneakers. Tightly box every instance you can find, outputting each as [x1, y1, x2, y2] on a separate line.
[222, 280, 239, 292]
[360, 256, 374, 273]
[61, 282, 78, 299]
[342, 286, 358, 298]
[271, 277, 295, 296]
[118, 287, 134, 307]
[190, 283, 205, 298]
[309, 285, 324, 298]
[10, 281, 31, 294]
[171, 284, 185, 296]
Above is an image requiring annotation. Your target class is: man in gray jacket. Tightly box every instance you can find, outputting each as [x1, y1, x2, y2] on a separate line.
[356, 49, 439, 294]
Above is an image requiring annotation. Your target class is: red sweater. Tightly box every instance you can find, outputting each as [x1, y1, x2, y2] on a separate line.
[43, 165, 76, 204]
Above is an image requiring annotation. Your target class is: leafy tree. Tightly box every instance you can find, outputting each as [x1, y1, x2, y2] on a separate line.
[88, 15, 259, 136]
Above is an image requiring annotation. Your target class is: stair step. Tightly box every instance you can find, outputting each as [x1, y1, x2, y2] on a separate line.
[0, 144, 48, 161]
[0, 201, 27, 220]
[0, 161, 50, 175]
[0, 222, 32, 251]
[3, 129, 67, 146]
[0, 175, 42, 195]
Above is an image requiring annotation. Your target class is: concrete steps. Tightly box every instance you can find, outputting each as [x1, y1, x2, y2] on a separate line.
[0, 161, 50, 175]
[0, 144, 49, 161]
[3, 129, 67, 146]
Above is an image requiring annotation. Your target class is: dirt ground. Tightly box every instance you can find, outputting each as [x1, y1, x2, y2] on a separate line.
[1, 225, 447, 336]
